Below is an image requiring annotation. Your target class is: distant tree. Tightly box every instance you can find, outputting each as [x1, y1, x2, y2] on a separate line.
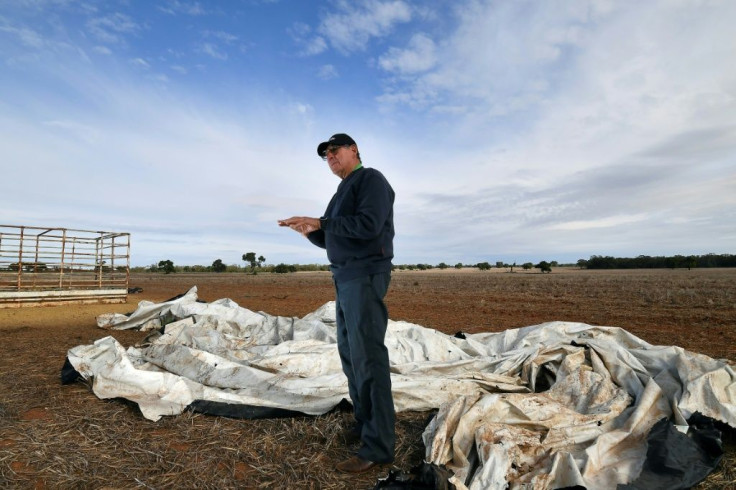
[454, 263, 463, 269]
[242, 252, 266, 274]
[437, 262, 448, 269]
[510, 262, 516, 273]
[273, 263, 295, 274]
[550, 260, 559, 267]
[576, 259, 588, 269]
[522, 262, 533, 270]
[536, 261, 552, 273]
[158, 260, 175, 274]
[686, 255, 697, 270]
[477, 262, 491, 271]
[211, 259, 226, 273]
[496, 261, 504, 269]
[21, 262, 49, 272]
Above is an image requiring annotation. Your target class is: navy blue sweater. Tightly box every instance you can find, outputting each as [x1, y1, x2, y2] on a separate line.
[307, 167, 395, 281]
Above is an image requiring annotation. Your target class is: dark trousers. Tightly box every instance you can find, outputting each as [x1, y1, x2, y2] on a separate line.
[334, 272, 395, 463]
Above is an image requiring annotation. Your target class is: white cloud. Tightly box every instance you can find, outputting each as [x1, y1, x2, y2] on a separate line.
[376, 0, 736, 178]
[197, 42, 227, 60]
[203, 30, 238, 44]
[378, 32, 436, 74]
[158, 0, 207, 16]
[547, 214, 649, 231]
[42, 119, 102, 144]
[129, 57, 149, 68]
[318, 0, 412, 53]
[288, 22, 327, 56]
[302, 36, 327, 56]
[86, 12, 141, 45]
[293, 102, 313, 115]
[192, 31, 239, 60]
[93, 45, 112, 55]
[150, 73, 169, 83]
[374, 0, 593, 117]
[317, 64, 338, 80]
[505, 0, 736, 185]
[0, 23, 45, 48]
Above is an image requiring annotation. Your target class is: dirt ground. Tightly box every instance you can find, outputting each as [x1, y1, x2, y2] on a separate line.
[1, 268, 734, 488]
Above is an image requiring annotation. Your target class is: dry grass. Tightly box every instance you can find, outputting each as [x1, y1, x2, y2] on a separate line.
[1, 380, 431, 489]
[1, 268, 734, 488]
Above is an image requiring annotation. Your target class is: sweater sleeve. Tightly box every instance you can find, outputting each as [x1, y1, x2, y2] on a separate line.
[322, 171, 392, 240]
[307, 229, 326, 249]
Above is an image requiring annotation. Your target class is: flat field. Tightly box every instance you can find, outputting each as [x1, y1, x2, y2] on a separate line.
[1, 268, 734, 488]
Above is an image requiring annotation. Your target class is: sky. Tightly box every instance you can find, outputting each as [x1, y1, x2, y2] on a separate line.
[1, 0, 735, 267]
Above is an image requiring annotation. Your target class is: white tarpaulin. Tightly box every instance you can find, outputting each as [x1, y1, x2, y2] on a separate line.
[65, 286, 735, 489]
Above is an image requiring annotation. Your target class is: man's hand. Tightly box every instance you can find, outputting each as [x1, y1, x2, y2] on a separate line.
[278, 217, 320, 237]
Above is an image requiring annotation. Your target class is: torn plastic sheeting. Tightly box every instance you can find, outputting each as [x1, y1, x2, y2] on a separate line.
[65, 286, 735, 489]
[96, 287, 200, 331]
[619, 412, 724, 490]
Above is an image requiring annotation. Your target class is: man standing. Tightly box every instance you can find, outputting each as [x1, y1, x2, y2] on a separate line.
[278, 133, 396, 473]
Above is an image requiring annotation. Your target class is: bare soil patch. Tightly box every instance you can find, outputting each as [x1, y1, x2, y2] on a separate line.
[1, 268, 734, 488]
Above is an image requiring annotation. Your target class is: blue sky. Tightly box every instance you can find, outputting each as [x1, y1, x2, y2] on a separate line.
[1, 0, 734, 267]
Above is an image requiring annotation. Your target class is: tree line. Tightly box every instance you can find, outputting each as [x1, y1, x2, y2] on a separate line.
[129, 253, 735, 275]
[134, 257, 331, 275]
[133, 256, 556, 274]
[578, 253, 736, 270]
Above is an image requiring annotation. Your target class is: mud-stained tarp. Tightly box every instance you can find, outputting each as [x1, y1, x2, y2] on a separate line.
[64, 286, 735, 489]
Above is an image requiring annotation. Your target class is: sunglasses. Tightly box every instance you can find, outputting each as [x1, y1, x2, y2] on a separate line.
[321, 145, 349, 160]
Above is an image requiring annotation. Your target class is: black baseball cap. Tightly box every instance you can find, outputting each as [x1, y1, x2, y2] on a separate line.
[317, 133, 356, 157]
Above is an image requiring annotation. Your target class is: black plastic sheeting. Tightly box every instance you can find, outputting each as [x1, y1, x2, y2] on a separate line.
[187, 400, 307, 420]
[187, 398, 355, 420]
[619, 413, 724, 490]
[375, 463, 454, 490]
[60, 358, 82, 385]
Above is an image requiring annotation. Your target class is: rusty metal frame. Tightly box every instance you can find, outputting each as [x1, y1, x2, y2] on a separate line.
[0, 224, 130, 308]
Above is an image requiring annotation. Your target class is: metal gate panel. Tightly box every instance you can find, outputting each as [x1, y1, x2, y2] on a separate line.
[0, 225, 130, 308]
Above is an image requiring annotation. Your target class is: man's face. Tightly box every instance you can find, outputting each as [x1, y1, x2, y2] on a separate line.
[325, 144, 359, 179]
